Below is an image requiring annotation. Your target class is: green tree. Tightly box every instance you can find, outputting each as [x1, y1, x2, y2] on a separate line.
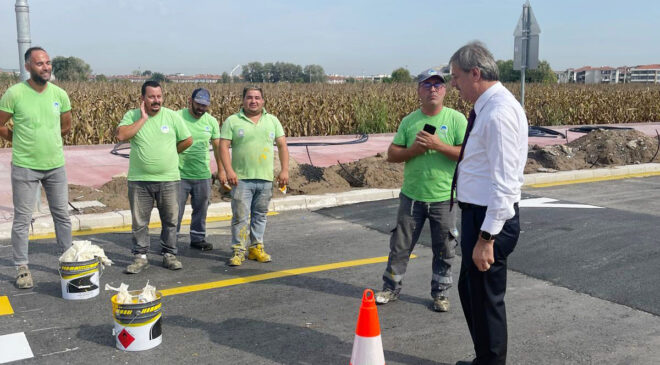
[390, 67, 412, 83]
[497, 59, 557, 84]
[242, 62, 264, 83]
[150, 72, 168, 83]
[527, 61, 557, 84]
[131, 70, 141, 76]
[51, 56, 92, 81]
[95, 74, 108, 82]
[303, 64, 327, 83]
[141, 70, 152, 77]
[219, 72, 230, 83]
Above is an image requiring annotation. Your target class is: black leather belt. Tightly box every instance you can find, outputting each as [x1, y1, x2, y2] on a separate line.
[458, 202, 519, 210]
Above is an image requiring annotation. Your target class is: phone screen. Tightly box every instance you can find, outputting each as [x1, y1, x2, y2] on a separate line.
[423, 124, 436, 134]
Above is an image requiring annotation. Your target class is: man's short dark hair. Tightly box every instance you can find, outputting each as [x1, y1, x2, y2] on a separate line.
[242, 86, 264, 100]
[24, 46, 46, 63]
[141, 80, 161, 96]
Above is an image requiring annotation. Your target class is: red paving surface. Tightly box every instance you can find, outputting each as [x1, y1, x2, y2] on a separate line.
[1, 123, 659, 222]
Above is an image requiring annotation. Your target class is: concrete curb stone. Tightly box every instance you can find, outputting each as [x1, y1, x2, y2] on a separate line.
[4, 163, 660, 239]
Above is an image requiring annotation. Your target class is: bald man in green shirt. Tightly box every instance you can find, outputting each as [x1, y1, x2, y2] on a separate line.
[0, 47, 73, 289]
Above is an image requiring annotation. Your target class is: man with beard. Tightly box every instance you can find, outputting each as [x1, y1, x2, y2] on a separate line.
[0, 47, 73, 288]
[374, 67, 467, 312]
[176, 88, 222, 251]
[219, 86, 289, 266]
[117, 80, 192, 274]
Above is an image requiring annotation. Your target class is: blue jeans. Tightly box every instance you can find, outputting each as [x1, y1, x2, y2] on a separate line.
[128, 181, 180, 255]
[11, 164, 72, 266]
[230, 179, 273, 252]
[177, 178, 211, 243]
[382, 193, 457, 298]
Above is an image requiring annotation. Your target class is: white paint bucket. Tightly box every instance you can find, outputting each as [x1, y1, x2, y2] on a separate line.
[111, 291, 163, 351]
[59, 258, 101, 300]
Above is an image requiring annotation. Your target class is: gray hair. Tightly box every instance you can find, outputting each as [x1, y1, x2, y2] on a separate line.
[449, 41, 499, 82]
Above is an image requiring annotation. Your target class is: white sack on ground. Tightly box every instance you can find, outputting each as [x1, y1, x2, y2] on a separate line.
[59, 240, 113, 266]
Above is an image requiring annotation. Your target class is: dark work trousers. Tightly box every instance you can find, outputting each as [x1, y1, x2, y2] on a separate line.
[382, 193, 457, 298]
[458, 202, 520, 365]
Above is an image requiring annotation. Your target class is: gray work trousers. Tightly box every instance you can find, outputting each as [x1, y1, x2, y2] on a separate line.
[177, 178, 211, 243]
[382, 193, 457, 298]
[11, 164, 72, 266]
[128, 180, 180, 255]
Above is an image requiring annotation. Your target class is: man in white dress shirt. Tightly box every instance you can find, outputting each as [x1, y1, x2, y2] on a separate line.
[449, 42, 528, 365]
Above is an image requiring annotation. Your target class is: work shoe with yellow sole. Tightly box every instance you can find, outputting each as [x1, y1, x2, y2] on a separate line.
[432, 296, 450, 312]
[247, 244, 271, 263]
[228, 251, 246, 266]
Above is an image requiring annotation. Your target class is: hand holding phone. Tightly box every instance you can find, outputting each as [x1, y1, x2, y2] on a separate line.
[423, 124, 436, 134]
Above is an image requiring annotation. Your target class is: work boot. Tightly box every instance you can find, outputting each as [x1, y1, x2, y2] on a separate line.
[15, 265, 33, 289]
[125, 255, 149, 274]
[247, 243, 271, 263]
[163, 253, 183, 270]
[228, 249, 246, 266]
[190, 240, 213, 251]
[375, 289, 399, 304]
[433, 296, 450, 312]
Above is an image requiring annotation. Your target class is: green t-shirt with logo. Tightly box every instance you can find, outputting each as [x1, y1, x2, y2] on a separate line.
[177, 109, 220, 180]
[0, 81, 71, 169]
[118, 107, 191, 182]
[220, 109, 285, 181]
[392, 107, 467, 202]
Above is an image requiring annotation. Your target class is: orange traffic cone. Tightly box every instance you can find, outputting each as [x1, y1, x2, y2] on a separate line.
[350, 289, 385, 365]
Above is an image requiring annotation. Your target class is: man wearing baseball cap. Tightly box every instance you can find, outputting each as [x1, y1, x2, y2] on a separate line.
[374, 66, 467, 312]
[176, 88, 222, 251]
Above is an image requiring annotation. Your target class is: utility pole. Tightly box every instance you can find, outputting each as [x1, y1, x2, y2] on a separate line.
[15, 0, 31, 81]
[513, 0, 540, 109]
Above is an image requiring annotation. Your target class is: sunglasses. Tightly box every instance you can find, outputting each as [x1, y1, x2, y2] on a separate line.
[420, 82, 446, 90]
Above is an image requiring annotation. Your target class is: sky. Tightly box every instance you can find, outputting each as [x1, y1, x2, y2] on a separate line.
[1, 0, 659, 76]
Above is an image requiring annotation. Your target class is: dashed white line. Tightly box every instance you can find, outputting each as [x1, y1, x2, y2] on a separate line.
[40, 347, 80, 357]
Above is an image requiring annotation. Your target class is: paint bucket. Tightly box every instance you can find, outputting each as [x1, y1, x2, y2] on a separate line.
[111, 291, 163, 351]
[59, 258, 101, 300]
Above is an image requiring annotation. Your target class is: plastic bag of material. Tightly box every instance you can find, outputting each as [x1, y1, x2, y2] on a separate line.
[59, 240, 113, 267]
[105, 283, 132, 304]
[137, 281, 157, 303]
[105, 282, 158, 304]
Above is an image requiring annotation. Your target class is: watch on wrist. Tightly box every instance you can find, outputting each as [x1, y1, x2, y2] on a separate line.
[480, 230, 495, 241]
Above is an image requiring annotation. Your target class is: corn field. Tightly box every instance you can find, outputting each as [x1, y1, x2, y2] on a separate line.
[1, 81, 659, 148]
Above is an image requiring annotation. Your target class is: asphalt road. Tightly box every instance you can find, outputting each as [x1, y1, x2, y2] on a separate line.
[2, 175, 660, 364]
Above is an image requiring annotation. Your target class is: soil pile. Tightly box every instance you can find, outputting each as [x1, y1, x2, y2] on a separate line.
[526, 129, 660, 173]
[68, 129, 657, 214]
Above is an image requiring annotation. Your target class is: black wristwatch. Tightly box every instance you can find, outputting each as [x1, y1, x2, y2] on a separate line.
[480, 231, 495, 241]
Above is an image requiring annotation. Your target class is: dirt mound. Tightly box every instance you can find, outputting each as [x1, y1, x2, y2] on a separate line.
[526, 129, 659, 173]
[68, 129, 658, 213]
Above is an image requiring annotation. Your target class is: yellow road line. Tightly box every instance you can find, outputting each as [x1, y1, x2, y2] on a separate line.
[160, 254, 417, 297]
[528, 171, 660, 188]
[0, 296, 14, 316]
[28, 212, 278, 241]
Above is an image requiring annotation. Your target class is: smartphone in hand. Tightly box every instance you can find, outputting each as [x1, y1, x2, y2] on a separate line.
[423, 124, 436, 134]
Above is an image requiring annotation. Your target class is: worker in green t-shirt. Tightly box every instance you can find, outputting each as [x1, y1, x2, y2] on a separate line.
[219, 86, 289, 267]
[374, 67, 468, 313]
[176, 88, 222, 251]
[116, 80, 192, 274]
[0, 47, 73, 289]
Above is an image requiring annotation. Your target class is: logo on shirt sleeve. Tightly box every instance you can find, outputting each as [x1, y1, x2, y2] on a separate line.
[53, 101, 61, 114]
[161, 125, 170, 134]
[269, 131, 275, 140]
[205, 126, 211, 133]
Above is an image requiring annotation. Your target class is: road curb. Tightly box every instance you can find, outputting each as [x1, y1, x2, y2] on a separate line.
[3, 163, 660, 240]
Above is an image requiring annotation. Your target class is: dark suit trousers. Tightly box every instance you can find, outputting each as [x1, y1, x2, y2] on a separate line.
[458, 203, 520, 365]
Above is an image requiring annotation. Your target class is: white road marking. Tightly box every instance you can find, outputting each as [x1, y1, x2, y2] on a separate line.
[0, 332, 34, 363]
[520, 197, 602, 209]
[40, 347, 80, 357]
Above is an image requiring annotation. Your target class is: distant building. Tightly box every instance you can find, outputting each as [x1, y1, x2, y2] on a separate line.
[108, 74, 222, 83]
[628, 64, 660, 83]
[327, 75, 347, 84]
